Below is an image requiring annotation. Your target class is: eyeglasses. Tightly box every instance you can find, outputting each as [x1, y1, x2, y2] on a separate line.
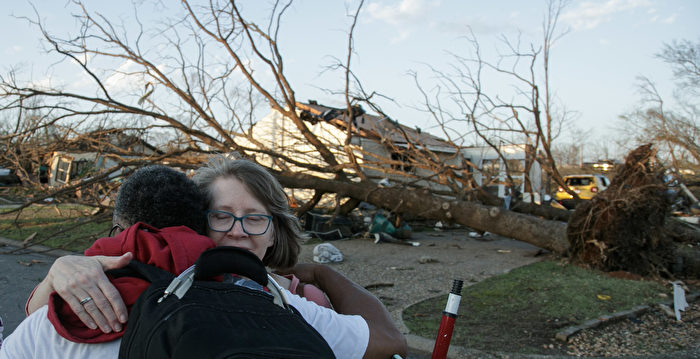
[205, 210, 272, 235]
[109, 224, 124, 237]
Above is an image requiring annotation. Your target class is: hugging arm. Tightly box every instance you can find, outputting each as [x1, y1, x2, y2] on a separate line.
[26, 253, 132, 333]
[279, 264, 407, 359]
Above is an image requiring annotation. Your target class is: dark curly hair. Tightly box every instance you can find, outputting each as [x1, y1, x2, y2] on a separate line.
[113, 165, 207, 234]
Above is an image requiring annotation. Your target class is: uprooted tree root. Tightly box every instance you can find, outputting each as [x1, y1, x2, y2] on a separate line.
[567, 144, 675, 278]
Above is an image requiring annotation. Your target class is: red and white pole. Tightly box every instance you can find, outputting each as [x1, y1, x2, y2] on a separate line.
[431, 279, 463, 359]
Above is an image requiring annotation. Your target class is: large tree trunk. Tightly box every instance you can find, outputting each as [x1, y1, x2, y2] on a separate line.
[510, 200, 700, 244]
[278, 171, 699, 278]
[278, 172, 570, 254]
[510, 201, 571, 222]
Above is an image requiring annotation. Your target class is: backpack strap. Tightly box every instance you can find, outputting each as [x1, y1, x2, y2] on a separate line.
[193, 246, 290, 310]
[194, 246, 268, 286]
[107, 247, 266, 285]
[106, 260, 175, 283]
[108, 247, 290, 309]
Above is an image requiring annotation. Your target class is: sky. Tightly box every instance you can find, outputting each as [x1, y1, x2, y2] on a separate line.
[1, 0, 698, 160]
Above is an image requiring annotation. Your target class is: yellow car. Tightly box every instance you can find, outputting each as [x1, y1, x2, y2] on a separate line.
[554, 174, 610, 209]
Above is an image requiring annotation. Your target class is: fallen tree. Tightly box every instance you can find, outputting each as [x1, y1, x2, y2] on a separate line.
[279, 159, 699, 279]
[567, 144, 698, 278]
[278, 170, 570, 254]
[508, 196, 700, 244]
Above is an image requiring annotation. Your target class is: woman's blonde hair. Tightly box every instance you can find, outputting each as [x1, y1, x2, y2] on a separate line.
[193, 155, 301, 269]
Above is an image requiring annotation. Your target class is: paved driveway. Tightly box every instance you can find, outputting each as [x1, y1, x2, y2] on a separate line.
[0, 239, 71, 337]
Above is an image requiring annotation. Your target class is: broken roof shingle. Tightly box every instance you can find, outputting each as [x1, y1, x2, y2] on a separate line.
[296, 101, 452, 150]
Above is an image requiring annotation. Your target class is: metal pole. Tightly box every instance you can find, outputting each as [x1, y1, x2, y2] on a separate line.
[431, 279, 463, 359]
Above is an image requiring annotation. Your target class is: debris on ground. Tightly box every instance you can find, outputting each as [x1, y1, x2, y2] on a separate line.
[17, 259, 45, 267]
[566, 300, 699, 357]
[418, 255, 438, 264]
[303, 212, 356, 240]
[373, 232, 420, 246]
[364, 282, 394, 290]
[312, 243, 343, 263]
[369, 212, 412, 238]
[22, 232, 37, 246]
[673, 281, 689, 320]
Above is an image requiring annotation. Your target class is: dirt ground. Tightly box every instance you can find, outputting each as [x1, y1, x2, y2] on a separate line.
[295, 229, 547, 334]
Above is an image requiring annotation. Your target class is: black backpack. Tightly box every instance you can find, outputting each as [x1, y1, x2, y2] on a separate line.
[113, 246, 335, 358]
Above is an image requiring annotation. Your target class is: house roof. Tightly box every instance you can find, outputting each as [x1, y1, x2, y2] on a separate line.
[296, 101, 454, 152]
[61, 129, 162, 155]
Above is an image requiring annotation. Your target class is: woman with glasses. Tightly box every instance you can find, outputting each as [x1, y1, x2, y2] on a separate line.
[193, 156, 331, 308]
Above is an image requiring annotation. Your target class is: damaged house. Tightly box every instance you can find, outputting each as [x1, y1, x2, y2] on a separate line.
[249, 101, 461, 191]
[247, 101, 542, 203]
[47, 130, 161, 187]
[462, 144, 544, 202]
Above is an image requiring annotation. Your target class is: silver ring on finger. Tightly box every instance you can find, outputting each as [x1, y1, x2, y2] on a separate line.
[79, 296, 93, 305]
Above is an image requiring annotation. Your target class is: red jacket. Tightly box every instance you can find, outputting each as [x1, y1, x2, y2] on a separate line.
[48, 222, 216, 343]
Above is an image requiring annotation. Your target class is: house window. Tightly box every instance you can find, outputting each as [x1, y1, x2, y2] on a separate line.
[505, 159, 523, 173]
[482, 159, 524, 179]
[56, 158, 71, 184]
[70, 159, 93, 178]
[391, 152, 413, 173]
[481, 159, 500, 178]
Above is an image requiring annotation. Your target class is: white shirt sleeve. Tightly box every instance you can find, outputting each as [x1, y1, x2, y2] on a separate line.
[0, 306, 44, 359]
[282, 288, 369, 359]
[0, 306, 120, 359]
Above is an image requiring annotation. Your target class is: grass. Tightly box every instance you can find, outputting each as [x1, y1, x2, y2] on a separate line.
[0, 203, 112, 252]
[403, 260, 667, 355]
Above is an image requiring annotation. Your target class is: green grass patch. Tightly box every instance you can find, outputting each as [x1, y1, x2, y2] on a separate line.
[403, 260, 667, 355]
[0, 204, 112, 252]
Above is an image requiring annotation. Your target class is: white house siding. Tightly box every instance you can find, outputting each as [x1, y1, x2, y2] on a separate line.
[461, 144, 543, 201]
[247, 109, 362, 179]
[249, 107, 464, 196]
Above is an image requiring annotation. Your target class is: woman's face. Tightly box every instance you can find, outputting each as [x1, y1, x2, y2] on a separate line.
[206, 176, 274, 260]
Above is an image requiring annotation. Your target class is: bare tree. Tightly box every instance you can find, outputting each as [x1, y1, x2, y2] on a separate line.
[619, 39, 700, 170]
[0, 0, 576, 255]
[551, 126, 593, 168]
[409, 0, 575, 200]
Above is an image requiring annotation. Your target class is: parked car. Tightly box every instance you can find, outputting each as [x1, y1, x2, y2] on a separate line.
[554, 174, 610, 209]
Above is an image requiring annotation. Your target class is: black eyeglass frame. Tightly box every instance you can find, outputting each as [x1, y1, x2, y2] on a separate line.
[205, 210, 273, 235]
[109, 224, 124, 237]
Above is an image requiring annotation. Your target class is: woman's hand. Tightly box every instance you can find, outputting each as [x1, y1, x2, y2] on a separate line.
[29, 253, 133, 333]
[276, 263, 319, 286]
